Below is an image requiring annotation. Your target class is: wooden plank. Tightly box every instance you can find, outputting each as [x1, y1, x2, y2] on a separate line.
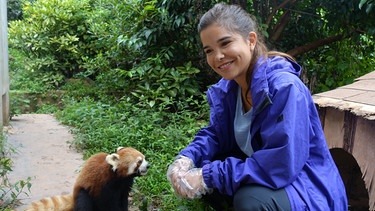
[355, 71, 375, 81]
[314, 88, 366, 100]
[342, 80, 375, 92]
[345, 91, 375, 106]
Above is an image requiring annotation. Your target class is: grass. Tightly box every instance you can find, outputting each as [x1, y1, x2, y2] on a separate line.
[54, 94, 214, 210]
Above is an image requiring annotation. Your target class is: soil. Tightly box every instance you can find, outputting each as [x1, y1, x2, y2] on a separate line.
[5, 114, 139, 211]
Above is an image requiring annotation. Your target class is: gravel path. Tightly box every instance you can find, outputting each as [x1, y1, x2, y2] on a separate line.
[6, 114, 84, 210]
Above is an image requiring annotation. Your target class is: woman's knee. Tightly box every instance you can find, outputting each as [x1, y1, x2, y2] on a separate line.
[233, 185, 291, 211]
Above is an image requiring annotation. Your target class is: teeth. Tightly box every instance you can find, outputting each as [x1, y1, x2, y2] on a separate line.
[219, 62, 232, 69]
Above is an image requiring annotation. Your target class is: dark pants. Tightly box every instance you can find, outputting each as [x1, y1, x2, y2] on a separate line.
[203, 185, 291, 211]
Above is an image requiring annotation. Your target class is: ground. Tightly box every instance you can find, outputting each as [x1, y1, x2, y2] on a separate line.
[6, 114, 83, 210]
[6, 114, 138, 211]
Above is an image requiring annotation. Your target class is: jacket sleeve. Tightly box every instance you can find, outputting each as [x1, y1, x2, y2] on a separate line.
[179, 85, 239, 168]
[202, 76, 311, 195]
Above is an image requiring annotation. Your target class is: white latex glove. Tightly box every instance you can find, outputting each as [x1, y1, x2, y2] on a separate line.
[178, 168, 213, 198]
[167, 156, 194, 189]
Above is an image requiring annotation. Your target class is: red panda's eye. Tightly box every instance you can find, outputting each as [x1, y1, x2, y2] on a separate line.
[137, 159, 142, 165]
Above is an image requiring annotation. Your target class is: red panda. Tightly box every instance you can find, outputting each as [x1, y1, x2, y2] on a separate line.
[21, 147, 149, 211]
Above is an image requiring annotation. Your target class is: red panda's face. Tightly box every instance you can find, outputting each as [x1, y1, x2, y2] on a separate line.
[105, 147, 149, 177]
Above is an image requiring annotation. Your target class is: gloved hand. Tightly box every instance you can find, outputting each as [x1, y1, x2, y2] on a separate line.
[167, 156, 194, 188]
[179, 168, 213, 198]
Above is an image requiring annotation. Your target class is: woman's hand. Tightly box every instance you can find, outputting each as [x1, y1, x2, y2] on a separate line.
[167, 156, 194, 191]
[167, 157, 212, 198]
[179, 168, 212, 198]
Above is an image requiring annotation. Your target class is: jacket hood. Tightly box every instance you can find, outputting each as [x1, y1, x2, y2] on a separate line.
[251, 56, 302, 113]
[251, 56, 301, 91]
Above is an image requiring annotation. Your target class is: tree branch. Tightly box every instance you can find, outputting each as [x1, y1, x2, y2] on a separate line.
[270, 10, 291, 42]
[265, 0, 296, 26]
[286, 34, 344, 56]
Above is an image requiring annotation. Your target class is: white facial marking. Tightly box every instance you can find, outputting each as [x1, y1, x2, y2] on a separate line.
[128, 162, 137, 175]
[138, 156, 149, 176]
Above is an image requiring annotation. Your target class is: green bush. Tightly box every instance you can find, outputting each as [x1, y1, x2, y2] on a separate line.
[6, 0, 24, 21]
[8, 48, 52, 92]
[97, 59, 202, 110]
[8, 0, 207, 101]
[8, 0, 94, 79]
[301, 34, 375, 93]
[9, 91, 31, 118]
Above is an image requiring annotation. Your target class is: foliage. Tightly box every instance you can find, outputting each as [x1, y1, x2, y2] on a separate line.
[8, 48, 51, 92]
[0, 135, 32, 210]
[301, 34, 375, 93]
[55, 94, 211, 210]
[8, 0, 207, 99]
[249, 0, 375, 56]
[359, 0, 374, 13]
[8, 0, 95, 81]
[9, 91, 31, 119]
[6, 0, 24, 21]
[34, 103, 59, 114]
[121, 60, 201, 110]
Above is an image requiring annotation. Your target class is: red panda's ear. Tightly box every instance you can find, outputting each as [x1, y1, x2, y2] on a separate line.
[117, 147, 124, 152]
[106, 153, 120, 172]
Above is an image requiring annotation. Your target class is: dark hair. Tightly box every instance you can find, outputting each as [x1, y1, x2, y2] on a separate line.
[198, 3, 295, 98]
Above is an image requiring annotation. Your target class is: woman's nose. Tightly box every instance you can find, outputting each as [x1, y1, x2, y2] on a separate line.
[215, 51, 224, 61]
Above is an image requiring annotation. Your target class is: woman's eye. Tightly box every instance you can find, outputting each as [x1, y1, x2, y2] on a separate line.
[222, 41, 231, 46]
[204, 49, 212, 54]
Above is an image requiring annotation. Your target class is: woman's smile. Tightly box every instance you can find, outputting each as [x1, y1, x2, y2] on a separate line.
[218, 61, 234, 71]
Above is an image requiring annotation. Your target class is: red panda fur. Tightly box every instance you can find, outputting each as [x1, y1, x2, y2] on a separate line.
[23, 194, 73, 211]
[20, 147, 149, 211]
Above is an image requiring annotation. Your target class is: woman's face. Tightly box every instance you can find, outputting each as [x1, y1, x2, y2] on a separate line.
[200, 24, 256, 84]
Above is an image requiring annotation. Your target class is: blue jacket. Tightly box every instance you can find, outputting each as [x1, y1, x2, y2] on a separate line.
[179, 56, 347, 210]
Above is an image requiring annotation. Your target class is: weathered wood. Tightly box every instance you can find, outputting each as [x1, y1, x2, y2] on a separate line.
[314, 71, 375, 210]
[352, 118, 375, 210]
[343, 111, 357, 154]
[313, 71, 375, 120]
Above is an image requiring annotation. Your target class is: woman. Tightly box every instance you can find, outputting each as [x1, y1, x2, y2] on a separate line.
[167, 3, 347, 210]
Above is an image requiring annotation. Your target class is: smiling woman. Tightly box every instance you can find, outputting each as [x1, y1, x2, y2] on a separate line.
[167, 3, 348, 211]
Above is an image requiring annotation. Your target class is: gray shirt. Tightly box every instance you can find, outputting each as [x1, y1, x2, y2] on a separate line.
[234, 88, 254, 156]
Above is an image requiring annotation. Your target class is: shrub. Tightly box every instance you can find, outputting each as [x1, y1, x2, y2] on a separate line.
[300, 35, 375, 93]
[6, 0, 24, 21]
[8, 0, 94, 79]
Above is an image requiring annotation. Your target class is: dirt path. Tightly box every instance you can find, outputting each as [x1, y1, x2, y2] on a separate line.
[6, 114, 84, 210]
[6, 114, 140, 211]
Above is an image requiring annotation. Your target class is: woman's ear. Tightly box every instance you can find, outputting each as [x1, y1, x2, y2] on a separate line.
[247, 32, 257, 49]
